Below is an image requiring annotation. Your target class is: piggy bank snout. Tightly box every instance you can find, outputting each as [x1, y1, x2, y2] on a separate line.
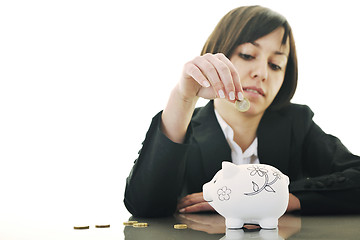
[202, 182, 212, 202]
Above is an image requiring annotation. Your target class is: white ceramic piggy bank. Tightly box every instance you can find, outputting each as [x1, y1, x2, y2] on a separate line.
[203, 162, 289, 229]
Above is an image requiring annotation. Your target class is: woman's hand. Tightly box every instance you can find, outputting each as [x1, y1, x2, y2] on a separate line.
[287, 193, 301, 212]
[178, 53, 244, 103]
[177, 192, 215, 213]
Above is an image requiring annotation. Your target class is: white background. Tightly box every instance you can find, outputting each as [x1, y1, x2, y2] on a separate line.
[0, 0, 359, 237]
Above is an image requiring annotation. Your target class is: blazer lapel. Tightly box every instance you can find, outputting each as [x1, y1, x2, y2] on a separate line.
[257, 109, 291, 174]
[191, 101, 292, 179]
[191, 101, 231, 181]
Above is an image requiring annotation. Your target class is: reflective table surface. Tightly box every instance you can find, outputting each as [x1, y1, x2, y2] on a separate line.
[125, 213, 360, 240]
[2, 210, 360, 239]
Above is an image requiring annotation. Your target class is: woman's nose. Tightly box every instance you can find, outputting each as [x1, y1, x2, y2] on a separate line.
[250, 59, 268, 81]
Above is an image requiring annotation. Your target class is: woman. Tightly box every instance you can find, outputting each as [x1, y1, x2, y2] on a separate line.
[124, 5, 360, 217]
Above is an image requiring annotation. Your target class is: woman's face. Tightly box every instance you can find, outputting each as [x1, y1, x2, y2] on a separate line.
[230, 27, 290, 116]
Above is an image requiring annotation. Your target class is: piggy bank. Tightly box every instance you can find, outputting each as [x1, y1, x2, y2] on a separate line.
[203, 162, 289, 229]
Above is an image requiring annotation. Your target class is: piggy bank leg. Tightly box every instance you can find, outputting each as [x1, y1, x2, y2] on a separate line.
[259, 218, 278, 229]
[226, 218, 244, 229]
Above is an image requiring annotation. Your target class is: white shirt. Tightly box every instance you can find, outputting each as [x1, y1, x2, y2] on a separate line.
[214, 109, 260, 165]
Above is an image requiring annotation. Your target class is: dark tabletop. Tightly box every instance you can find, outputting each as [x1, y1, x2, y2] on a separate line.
[124, 213, 360, 240]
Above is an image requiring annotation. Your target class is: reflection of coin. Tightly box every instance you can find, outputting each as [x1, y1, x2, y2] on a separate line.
[123, 221, 138, 226]
[235, 98, 250, 112]
[133, 223, 148, 228]
[174, 224, 188, 229]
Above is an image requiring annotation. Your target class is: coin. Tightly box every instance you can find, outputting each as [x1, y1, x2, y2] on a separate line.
[123, 221, 138, 226]
[133, 222, 148, 228]
[73, 225, 89, 230]
[174, 224, 187, 229]
[235, 98, 250, 112]
[95, 224, 110, 228]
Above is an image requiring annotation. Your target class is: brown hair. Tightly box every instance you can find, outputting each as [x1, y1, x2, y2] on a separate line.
[201, 5, 297, 111]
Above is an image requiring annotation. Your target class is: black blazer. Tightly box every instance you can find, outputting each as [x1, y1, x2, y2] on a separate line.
[124, 101, 360, 217]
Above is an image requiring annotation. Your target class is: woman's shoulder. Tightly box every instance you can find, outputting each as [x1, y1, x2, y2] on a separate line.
[277, 103, 314, 118]
[265, 103, 315, 129]
[285, 102, 313, 113]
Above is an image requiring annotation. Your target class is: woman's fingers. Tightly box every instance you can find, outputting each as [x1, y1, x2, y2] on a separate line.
[177, 192, 204, 210]
[182, 53, 240, 101]
[215, 53, 244, 100]
[202, 53, 235, 101]
[177, 192, 215, 213]
[192, 55, 225, 99]
[184, 62, 211, 88]
[180, 201, 215, 213]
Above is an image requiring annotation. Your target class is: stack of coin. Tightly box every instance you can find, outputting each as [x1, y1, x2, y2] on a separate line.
[133, 222, 148, 228]
[73, 225, 89, 230]
[95, 224, 110, 228]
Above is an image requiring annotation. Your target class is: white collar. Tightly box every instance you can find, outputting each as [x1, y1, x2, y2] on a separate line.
[214, 108, 259, 165]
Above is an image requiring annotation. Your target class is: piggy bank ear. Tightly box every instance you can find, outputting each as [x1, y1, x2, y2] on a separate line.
[222, 161, 238, 179]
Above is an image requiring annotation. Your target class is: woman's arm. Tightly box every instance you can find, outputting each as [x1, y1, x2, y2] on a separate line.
[124, 53, 244, 217]
[161, 53, 243, 143]
[161, 85, 198, 144]
[124, 112, 190, 217]
[290, 112, 360, 214]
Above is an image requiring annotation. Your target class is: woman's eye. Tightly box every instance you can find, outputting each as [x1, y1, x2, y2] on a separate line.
[239, 53, 254, 60]
[214, 179, 217, 183]
[269, 62, 281, 71]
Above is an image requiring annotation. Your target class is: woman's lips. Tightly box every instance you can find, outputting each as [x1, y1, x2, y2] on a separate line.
[243, 87, 265, 96]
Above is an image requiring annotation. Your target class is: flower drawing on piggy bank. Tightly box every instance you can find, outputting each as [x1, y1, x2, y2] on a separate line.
[217, 186, 232, 201]
[245, 165, 282, 196]
[248, 165, 268, 177]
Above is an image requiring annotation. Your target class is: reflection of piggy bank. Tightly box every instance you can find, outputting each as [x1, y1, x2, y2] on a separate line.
[220, 228, 283, 240]
[203, 162, 289, 229]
